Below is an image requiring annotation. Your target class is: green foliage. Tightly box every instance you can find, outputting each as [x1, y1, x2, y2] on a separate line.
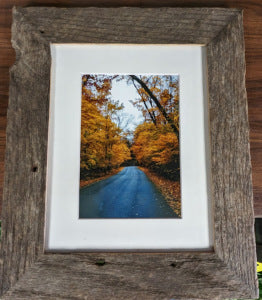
[259, 272, 262, 299]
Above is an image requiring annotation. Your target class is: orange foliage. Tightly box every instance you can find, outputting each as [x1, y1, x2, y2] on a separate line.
[132, 122, 179, 168]
[139, 167, 181, 217]
[130, 75, 180, 179]
[129, 75, 179, 132]
[80, 74, 180, 181]
[80, 75, 131, 179]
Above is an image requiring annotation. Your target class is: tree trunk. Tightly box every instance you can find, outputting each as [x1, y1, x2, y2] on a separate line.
[131, 78, 157, 125]
[130, 75, 179, 141]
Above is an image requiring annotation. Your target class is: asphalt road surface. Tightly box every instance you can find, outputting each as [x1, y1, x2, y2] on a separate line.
[79, 166, 178, 218]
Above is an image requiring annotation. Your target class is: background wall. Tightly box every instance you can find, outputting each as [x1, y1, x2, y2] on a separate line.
[0, 0, 261, 217]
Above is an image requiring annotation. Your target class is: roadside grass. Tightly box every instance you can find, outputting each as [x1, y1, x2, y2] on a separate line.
[259, 272, 262, 299]
[139, 167, 181, 217]
[257, 265, 262, 300]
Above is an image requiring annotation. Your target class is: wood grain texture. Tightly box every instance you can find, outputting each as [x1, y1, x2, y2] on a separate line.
[0, 253, 255, 299]
[207, 11, 257, 292]
[0, 2, 261, 218]
[0, 7, 257, 299]
[15, 7, 238, 45]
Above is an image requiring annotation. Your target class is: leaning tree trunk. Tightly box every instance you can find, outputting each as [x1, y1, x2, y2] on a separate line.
[131, 78, 157, 125]
[130, 75, 179, 141]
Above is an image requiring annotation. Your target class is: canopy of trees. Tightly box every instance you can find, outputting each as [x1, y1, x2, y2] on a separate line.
[80, 74, 179, 181]
[80, 75, 131, 179]
[129, 75, 179, 140]
[129, 75, 180, 179]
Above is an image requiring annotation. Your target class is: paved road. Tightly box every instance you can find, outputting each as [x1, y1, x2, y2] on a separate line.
[79, 166, 178, 218]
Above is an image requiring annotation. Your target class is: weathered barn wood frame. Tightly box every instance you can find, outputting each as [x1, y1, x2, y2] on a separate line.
[0, 7, 258, 299]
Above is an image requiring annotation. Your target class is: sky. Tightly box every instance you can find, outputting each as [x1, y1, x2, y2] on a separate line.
[110, 77, 144, 131]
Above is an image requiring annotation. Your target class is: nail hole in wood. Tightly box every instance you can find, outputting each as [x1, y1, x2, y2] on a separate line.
[95, 259, 106, 266]
[170, 263, 176, 268]
[32, 166, 38, 173]
[40, 30, 45, 34]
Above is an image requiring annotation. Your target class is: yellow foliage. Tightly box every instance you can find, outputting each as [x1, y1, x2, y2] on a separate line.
[132, 122, 179, 167]
[258, 262, 262, 273]
[80, 75, 131, 177]
[80, 74, 180, 180]
[151, 133, 178, 165]
[111, 143, 131, 166]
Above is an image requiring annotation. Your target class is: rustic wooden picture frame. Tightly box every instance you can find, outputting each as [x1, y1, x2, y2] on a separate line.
[0, 7, 258, 299]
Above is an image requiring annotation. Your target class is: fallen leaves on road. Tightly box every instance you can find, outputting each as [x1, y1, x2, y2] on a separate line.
[139, 167, 181, 217]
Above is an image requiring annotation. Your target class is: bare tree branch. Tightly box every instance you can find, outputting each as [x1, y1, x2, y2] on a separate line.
[131, 78, 157, 126]
[130, 75, 179, 140]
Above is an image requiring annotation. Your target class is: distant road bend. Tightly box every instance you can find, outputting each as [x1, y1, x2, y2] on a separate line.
[79, 166, 178, 218]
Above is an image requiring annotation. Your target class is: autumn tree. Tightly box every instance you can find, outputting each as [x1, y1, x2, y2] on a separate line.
[129, 75, 179, 140]
[80, 75, 131, 180]
[80, 74, 179, 180]
[132, 122, 179, 179]
[130, 75, 180, 179]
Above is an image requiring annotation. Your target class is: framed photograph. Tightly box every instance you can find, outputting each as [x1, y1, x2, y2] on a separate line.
[79, 73, 181, 220]
[45, 44, 212, 251]
[0, 6, 258, 299]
